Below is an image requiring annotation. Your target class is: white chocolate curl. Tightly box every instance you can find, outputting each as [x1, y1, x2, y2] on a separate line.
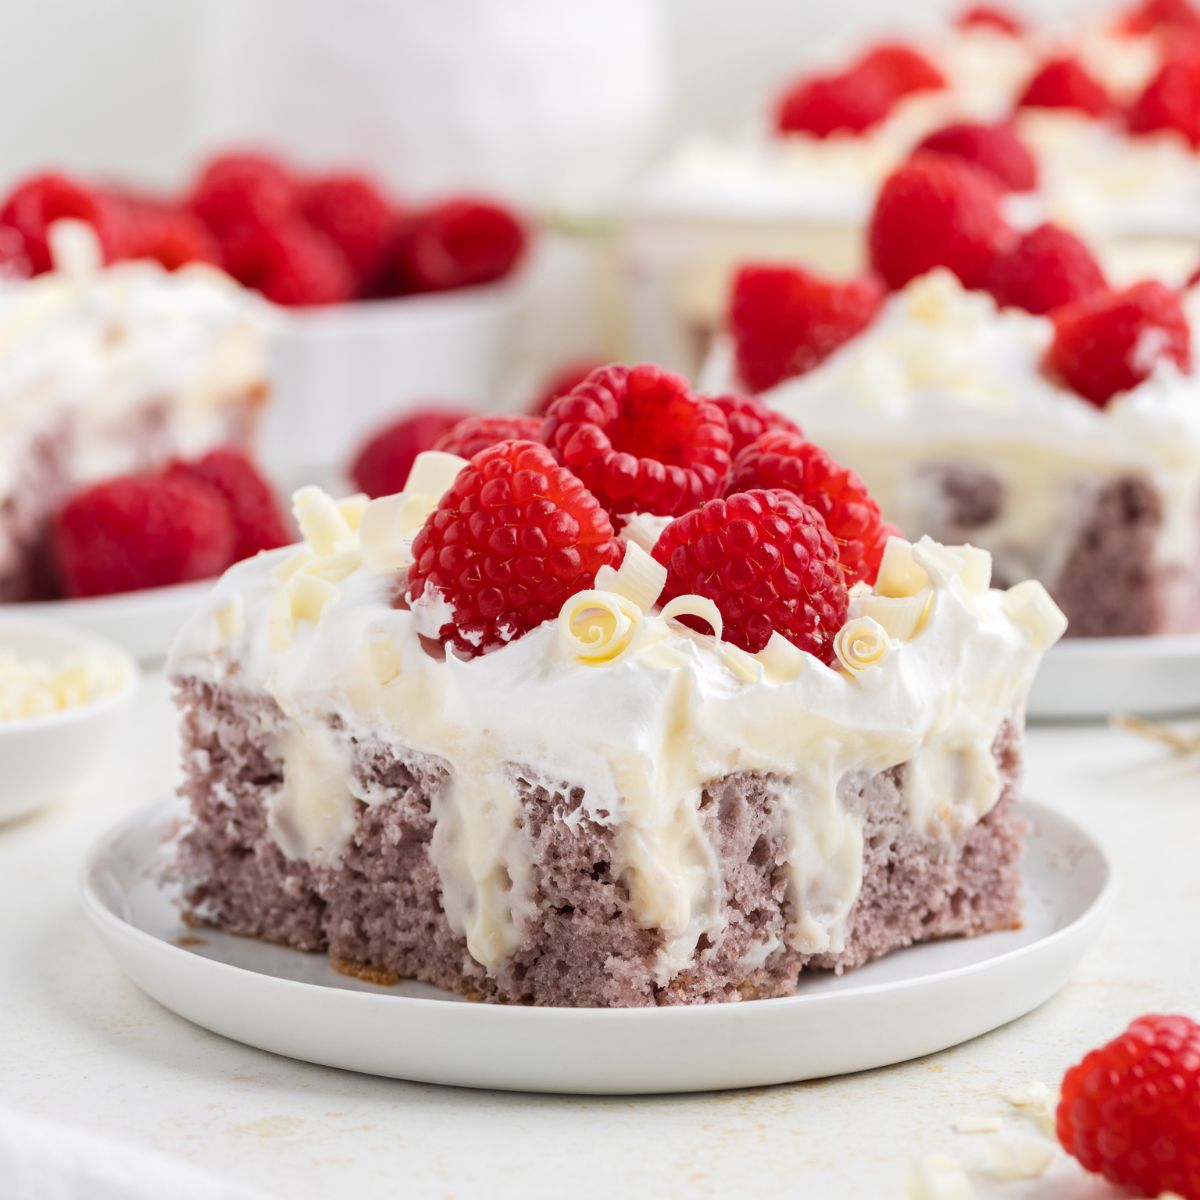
[1002, 580, 1068, 653]
[853, 589, 933, 641]
[48, 219, 103, 278]
[661, 595, 723, 641]
[594, 542, 667, 612]
[757, 631, 808, 681]
[558, 591, 642, 663]
[293, 486, 355, 557]
[875, 537, 931, 598]
[834, 616, 892, 675]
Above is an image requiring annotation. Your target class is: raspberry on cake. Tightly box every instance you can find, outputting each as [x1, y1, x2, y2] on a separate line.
[350, 407, 475, 499]
[911, 121, 1038, 192]
[169, 422, 1065, 1007]
[0, 223, 267, 602]
[432, 413, 543, 459]
[984, 222, 1107, 314]
[704, 264, 1200, 638]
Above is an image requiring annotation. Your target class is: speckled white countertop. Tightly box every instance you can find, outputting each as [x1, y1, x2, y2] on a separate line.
[0, 670, 1195, 1200]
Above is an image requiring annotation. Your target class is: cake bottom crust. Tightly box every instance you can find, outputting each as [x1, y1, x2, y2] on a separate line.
[175, 680, 1026, 1008]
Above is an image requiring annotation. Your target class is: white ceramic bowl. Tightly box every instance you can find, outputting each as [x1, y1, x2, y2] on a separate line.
[262, 279, 523, 478]
[0, 620, 138, 824]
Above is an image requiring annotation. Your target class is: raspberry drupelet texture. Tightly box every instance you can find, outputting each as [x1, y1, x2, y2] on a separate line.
[1057, 1014, 1200, 1199]
[351, 407, 475, 498]
[652, 489, 848, 660]
[729, 431, 892, 587]
[299, 173, 393, 278]
[222, 221, 353, 307]
[530, 359, 607, 416]
[729, 265, 883, 394]
[1048, 281, 1191, 407]
[54, 474, 235, 598]
[913, 121, 1038, 192]
[433, 413, 544, 459]
[189, 152, 297, 242]
[1015, 57, 1113, 117]
[541, 364, 733, 518]
[0, 172, 124, 273]
[985, 222, 1107, 315]
[868, 153, 1013, 291]
[406, 440, 622, 659]
[709, 393, 802, 458]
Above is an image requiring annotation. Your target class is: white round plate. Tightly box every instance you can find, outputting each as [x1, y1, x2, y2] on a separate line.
[82, 798, 1113, 1095]
[9, 580, 212, 663]
[1030, 632, 1200, 720]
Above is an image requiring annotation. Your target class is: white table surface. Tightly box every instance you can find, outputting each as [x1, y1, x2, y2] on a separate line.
[1, 671, 1196, 1200]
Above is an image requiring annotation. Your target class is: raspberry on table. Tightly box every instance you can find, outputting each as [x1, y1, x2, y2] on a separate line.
[433, 413, 544, 459]
[709, 393, 802, 458]
[1048, 280, 1191, 407]
[774, 71, 893, 137]
[54, 473, 236, 598]
[855, 43, 946, 99]
[729, 431, 891, 587]
[406, 439, 622, 658]
[540, 363, 733, 518]
[868, 153, 1014, 291]
[350, 407, 475, 498]
[651, 489, 849, 660]
[0, 172, 124, 273]
[384, 198, 527, 294]
[168, 448, 291, 562]
[985, 222, 1107, 315]
[1128, 52, 1200, 148]
[299, 173, 394, 279]
[223, 221, 353, 307]
[189, 152, 296, 241]
[729, 265, 883, 393]
[1015, 57, 1113, 117]
[954, 4, 1026, 34]
[912, 121, 1038, 192]
[530, 359, 607, 416]
[127, 208, 220, 271]
[1057, 1014, 1200, 1200]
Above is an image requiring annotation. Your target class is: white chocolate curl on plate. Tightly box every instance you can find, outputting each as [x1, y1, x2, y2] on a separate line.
[834, 616, 892, 675]
[558, 591, 643, 663]
[660, 595, 724, 641]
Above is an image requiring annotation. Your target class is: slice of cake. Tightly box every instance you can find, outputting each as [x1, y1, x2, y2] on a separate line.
[0, 224, 267, 601]
[705, 266, 1200, 637]
[169, 368, 1063, 1007]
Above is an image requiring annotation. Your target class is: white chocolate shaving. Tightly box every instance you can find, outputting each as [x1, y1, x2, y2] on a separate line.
[358, 493, 423, 571]
[853, 589, 933, 641]
[558, 590, 642, 663]
[876, 536, 931, 598]
[907, 1154, 974, 1200]
[1004, 1081, 1058, 1136]
[272, 549, 313, 583]
[0, 646, 130, 720]
[266, 586, 295, 653]
[336, 493, 369, 530]
[289, 572, 338, 625]
[48, 219, 103, 279]
[951, 1115, 1003, 1134]
[404, 450, 467, 497]
[619, 512, 672, 554]
[661, 594, 723, 641]
[834, 616, 892, 675]
[979, 1138, 1055, 1181]
[756, 630, 808, 681]
[293, 486, 354, 557]
[1002, 580, 1068, 653]
[306, 548, 363, 584]
[594, 542, 667, 612]
[721, 643, 762, 684]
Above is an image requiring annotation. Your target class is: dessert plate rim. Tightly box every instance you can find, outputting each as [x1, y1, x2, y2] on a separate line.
[81, 796, 1113, 1092]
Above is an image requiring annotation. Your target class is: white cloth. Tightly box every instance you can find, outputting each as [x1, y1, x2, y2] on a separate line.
[0, 1107, 266, 1200]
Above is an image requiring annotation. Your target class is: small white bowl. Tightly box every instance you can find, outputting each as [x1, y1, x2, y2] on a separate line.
[262, 279, 523, 478]
[0, 620, 139, 824]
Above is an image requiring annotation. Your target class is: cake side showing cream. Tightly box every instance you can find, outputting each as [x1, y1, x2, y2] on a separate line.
[168, 467, 1063, 1007]
[0, 238, 267, 600]
[702, 270, 1200, 636]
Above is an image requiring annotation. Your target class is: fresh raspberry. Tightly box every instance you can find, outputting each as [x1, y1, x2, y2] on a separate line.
[1057, 1014, 1200, 1199]
[168, 448, 290, 562]
[774, 71, 893, 137]
[868, 153, 1013, 290]
[0, 172, 124, 273]
[127, 208, 220, 271]
[0, 225, 32, 279]
[709, 393, 803, 458]
[651, 489, 848, 659]
[433, 413, 544, 459]
[530, 359, 607, 415]
[540, 364, 733, 518]
[223, 221, 353, 306]
[406, 439, 621, 658]
[299, 173, 393, 278]
[189, 152, 296, 241]
[1120, 0, 1200, 34]
[54, 473, 235, 598]
[985, 223, 1107, 314]
[1128, 53, 1200, 148]
[385, 198, 527, 293]
[1048, 280, 1191, 407]
[954, 4, 1026, 34]
[912, 121, 1038, 191]
[1015, 57, 1113, 117]
[729, 265, 884, 393]
[856, 43, 947, 99]
[728, 431, 890, 587]
[350, 407, 475, 498]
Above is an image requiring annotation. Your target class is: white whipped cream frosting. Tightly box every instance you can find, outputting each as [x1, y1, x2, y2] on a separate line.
[0, 255, 267, 502]
[171, 469, 1061, 984]
[702, 270, 1200, 589]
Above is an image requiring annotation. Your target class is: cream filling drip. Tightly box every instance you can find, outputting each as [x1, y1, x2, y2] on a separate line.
[172, 490, 1059, 982]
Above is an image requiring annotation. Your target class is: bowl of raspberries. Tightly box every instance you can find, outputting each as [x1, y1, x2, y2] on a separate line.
[0, 153, 530, 475]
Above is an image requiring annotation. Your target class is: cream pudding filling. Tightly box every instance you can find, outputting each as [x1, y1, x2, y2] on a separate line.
[701, 271, 1200, 595]
[170, 470, 1063, 983]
